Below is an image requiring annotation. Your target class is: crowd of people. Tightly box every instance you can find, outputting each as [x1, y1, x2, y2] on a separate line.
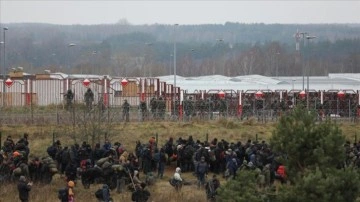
[124, 95, 360, 122]
[3, 131, 359, 202]
[63, 87, 360, 123]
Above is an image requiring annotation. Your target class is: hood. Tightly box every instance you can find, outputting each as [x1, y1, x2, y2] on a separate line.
[122, 151, 129, 157]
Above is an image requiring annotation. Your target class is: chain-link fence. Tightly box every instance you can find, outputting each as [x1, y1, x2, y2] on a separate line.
[0, 90, 359, 125]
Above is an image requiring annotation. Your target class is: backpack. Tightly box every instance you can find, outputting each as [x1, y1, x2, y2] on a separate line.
[169, 177, 180, 187]
[58, 187, 68, 201]
[132, 189, 150, 202]
[153, 153, 160, 162]
[47, 146, 57, 158]
[131, 190, 140, 201]
[197, 162, 207, 174]
[95, 188, 103, 199]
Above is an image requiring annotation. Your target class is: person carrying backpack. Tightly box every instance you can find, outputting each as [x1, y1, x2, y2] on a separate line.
[59, 180, 75, 202]
[205, 175, 220, 202]
[131, 183, 150, 202]
[170, 167, 183, 191]
[47, 143, 59, 160]
[58, 186, 68, 202]
[95, 184, 111, 202]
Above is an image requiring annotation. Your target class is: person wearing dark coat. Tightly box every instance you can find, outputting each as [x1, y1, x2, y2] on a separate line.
[65, 163, 77, 182]
[122, 99, 131, 122]
[101, 184, 111, 202]
[17, 175, 32, 202]
[205, 175, 220, 201]
[131, 183, 150, 202]
[196, 156, 209, 188]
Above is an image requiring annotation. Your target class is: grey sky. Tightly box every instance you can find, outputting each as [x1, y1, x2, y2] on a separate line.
[1, 1, 359, 25]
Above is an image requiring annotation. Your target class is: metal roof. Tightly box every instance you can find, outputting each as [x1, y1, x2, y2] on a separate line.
[158, 74, 360, 92]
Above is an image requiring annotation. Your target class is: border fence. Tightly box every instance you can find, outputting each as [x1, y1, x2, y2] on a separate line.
[1, 72, 360, 125]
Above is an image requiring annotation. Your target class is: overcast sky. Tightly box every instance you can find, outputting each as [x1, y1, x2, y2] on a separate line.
[1, 1, 359, 25]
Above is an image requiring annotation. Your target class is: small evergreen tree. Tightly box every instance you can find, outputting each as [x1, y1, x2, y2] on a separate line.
[217, 107, 360, 202]
[276, 167, 360, 202]
[217, 170, 270, 202]
[270, 107, 346, 178]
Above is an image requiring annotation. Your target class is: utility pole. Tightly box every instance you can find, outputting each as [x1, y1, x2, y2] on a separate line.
[173, 24, 179, 115]
[2, 27, 9, 107]
[305, 35, 317, 110]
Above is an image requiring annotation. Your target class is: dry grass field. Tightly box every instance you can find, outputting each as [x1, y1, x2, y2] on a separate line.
[1, 118, 359, 202]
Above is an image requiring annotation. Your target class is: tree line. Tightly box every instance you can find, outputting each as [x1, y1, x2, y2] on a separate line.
[0, 22, 359, 76]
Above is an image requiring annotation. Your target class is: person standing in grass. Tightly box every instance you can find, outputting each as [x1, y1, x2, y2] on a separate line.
[205, 175, 220, 202]
[122, 99, 131, 122]
[17, 175, 32, 202]
[84, 88, 94, 111]
[172, 167, 183, 191]
[131, 183, 150, 202]
[67, 180, 75, 202]
[156, 148, 166, 179]
[196, 156, 208, 188]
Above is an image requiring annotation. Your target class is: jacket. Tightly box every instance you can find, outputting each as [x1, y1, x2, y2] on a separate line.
[17, 181, 31, 201]
[174, 172, 182, 181]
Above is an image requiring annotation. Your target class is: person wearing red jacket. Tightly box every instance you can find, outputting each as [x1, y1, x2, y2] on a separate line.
[275, 165, 287, 184]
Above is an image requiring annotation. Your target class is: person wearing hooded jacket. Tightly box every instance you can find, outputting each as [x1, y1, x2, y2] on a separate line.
[226, 158, 238, 180]
[17, 175, 32, 202]
[132, 183, 150, 202]
[196, 156, 208, 188]
[119, 150, 129, 165]
[99, 184, 111, 202]
[133, 170, 143, 186]
[172, 167, 183, 191]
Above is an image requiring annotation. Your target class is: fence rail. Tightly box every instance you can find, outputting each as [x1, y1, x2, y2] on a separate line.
[1, 77, 360, 125]
[0, 105, 358, 126]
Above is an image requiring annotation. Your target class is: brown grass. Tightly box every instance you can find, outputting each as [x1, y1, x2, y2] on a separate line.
[1, 120, 360, 201]
[0, 167, 207, 202]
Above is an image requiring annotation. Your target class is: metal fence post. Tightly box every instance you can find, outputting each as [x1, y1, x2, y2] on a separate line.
[349, 99, 351, 119]
[355, 132, 357, 144]
[155, 133, 158, 147]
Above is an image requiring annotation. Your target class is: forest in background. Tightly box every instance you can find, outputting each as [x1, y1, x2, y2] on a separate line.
[0, 22, 359, 77]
